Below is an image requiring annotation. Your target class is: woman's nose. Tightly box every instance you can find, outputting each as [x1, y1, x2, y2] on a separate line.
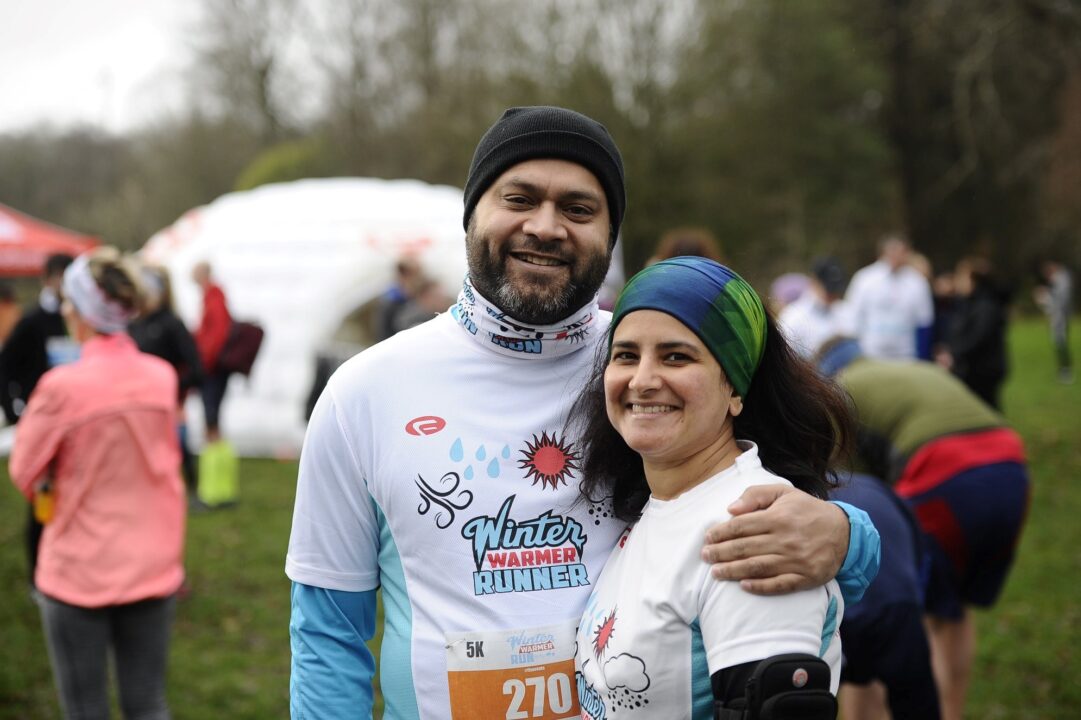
[628, 358, 661, 392]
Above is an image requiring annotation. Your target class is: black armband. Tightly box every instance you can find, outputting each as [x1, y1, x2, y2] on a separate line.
[714, 653, 837, 720]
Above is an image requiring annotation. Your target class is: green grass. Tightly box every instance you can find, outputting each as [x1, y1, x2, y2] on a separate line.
[967, 318, 1081, 718]
[0, 317, 1077, 718]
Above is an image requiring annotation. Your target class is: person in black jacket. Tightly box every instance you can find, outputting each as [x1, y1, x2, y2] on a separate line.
[937, 257, 1009, 409]
[0, 253, 75, 589]
[129, 265, 204, 498]
[0, 254, 76, 424]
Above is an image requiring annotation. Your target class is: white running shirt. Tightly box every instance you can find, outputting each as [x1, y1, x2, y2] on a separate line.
[845, 260, 933, 360]
[576, 443, 843, 719]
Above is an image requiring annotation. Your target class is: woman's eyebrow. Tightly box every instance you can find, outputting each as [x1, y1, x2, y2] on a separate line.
[612, 339, 699, 352]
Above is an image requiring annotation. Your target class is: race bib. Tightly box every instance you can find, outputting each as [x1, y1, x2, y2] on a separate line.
[446, 621, 579, 720]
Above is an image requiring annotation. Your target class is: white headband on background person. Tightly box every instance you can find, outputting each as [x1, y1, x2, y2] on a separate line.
[62, 254, 136, 334]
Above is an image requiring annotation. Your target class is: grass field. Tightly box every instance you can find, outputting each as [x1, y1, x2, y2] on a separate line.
[1, 317, 1077, 719]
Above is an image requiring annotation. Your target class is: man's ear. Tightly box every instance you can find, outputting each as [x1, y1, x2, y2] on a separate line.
[729, 394, 744, 417]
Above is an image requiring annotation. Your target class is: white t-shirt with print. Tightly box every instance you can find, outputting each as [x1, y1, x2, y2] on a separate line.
[287, 309, 625, 720]
[575, 443, 843, 720]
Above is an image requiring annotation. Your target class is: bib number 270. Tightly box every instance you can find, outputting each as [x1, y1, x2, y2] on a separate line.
[502, 673, 574, 719]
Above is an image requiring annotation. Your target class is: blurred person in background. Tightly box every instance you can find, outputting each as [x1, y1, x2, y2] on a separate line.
[929, 271, 957, 362]
[389, 277, 453, 333]
[1033, 259, 1074, 384]
[0, 253, 76, 424]
[191, 261, 232, 443]
[818, 338, 1029, 720]
[377, 257, 453, 339]
[778, 256, 853, 358]
[937, 258, 1009, 409]
[375, 255, 426, 342]
[0, 253, 75, 591]
[832, 472, 940, 720]
[845, 235, 934, 361]
[907, 252, 933, 284]
[130, 264, 205, 502]
[9, 247, 186, 720]
[767, 272, 811, 315]
[644, 225, 724, 266]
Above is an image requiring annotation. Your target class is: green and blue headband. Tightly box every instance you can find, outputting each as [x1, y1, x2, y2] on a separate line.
[610, 257, 768, 397]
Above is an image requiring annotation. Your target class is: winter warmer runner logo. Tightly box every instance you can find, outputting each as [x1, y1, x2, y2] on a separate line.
[461, 495, 589, 596]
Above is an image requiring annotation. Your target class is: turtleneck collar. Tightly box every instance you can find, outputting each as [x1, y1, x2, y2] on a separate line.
[450, 276, 600, 359]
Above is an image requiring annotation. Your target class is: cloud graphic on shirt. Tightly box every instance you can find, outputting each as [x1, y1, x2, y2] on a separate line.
[602, 653, 651, 692]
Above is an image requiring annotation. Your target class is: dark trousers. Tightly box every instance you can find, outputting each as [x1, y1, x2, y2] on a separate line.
[27, 503, 43, 586]
[178, 424, 198, 495]
[201, 370, 231, 433]
[959, 372, 1003, 410]
[37, 594, 176, 720]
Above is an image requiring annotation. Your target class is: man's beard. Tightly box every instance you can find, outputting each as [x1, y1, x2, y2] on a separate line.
[466, 221, 611, 326]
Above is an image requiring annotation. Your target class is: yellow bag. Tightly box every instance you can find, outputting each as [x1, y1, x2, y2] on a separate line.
[33, 480, 55, 523]
[197, 440, 239, 507]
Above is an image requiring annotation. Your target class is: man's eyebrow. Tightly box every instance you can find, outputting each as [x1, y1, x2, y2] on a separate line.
[559, 189, 602, 205]
[496, 179, 602, 205]
[498, 178, 542, 194]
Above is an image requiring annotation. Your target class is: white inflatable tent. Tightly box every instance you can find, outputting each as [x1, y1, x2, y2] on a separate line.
[141, 177, 467, 458]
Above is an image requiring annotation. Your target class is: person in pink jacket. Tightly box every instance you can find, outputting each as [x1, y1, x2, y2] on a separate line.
[10, 247, 186, 720]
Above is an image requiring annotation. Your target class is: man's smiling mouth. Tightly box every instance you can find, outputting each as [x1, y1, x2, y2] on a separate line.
[512, 252, 567, 267]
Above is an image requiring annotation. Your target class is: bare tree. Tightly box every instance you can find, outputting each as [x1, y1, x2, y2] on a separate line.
[187, 0, 303, 144]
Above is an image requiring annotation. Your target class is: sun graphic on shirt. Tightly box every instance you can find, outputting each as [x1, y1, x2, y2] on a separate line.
[518, 431, 581, 490]
[593, 608, 617, 659]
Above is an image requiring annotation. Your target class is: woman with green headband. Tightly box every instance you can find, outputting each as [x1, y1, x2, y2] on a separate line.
[572, 256, 854, 718]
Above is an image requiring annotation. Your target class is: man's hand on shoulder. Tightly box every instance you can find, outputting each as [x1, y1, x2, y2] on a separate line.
[700, 485, 849, 595]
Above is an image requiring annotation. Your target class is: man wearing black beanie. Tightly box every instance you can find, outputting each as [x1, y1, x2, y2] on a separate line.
[460, 106, 626, 326]
[288, 106, 879, 719]
[462, 106, 626, 241]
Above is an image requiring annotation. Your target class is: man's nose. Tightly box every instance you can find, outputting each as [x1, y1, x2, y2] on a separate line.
[522, 202, 568, 241]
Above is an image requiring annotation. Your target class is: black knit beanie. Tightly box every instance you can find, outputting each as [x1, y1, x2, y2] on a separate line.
[462, 106, 626, 242]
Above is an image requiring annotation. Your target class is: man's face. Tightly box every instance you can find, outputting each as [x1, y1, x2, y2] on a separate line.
[881, 239, 909, 270]
[466, 158, 612, 325]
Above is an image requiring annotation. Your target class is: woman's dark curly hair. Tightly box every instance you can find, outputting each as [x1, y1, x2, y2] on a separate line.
[570, 310, 854, 522]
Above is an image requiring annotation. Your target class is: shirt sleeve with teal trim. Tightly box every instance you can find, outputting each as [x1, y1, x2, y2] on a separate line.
[832, 500, 880, 604]
[287, 384, 382, 718]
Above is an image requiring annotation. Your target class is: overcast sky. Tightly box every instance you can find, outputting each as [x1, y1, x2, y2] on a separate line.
[0, 0, 192, 133]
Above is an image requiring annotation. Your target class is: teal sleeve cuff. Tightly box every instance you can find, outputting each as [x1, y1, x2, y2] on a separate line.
[830, 500, 881, 604]
[290, 582, 377, 719]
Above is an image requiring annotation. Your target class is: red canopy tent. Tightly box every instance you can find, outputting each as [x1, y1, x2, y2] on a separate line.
[0, 203, 99, 276]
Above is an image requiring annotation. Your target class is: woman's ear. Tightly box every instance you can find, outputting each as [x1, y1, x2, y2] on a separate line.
[729, 394, 744, 417]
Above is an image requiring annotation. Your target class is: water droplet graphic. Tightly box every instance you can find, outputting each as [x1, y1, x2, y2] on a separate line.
[464, 465, 474, 480]
[487, 459, 500, 478]
[475, 446, 486, 461]
[450, 438, 463, 462]
[501, 444, 511, 459]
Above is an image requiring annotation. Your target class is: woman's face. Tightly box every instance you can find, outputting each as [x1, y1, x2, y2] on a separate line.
[604, 310, 740, 467]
